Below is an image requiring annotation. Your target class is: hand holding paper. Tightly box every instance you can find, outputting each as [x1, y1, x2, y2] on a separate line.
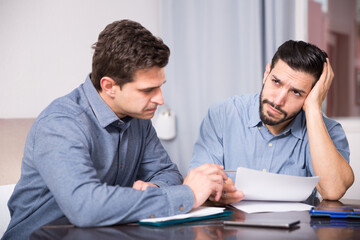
[234, 167, 320, 202]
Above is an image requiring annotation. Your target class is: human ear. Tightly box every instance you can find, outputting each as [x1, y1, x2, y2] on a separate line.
[100, 77, 116, 97]
[263, 63, 271, 83]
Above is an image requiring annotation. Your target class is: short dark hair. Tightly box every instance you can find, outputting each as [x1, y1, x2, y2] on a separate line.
[91, 19, 170, 91]
[270, 40, 328, 86]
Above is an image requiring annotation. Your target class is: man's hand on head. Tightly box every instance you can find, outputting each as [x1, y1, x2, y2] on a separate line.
[132, 180, 158, 191]
[208, 178, 245, 206]
[303, 58, 334, 112]
[183, 164, 227, 209]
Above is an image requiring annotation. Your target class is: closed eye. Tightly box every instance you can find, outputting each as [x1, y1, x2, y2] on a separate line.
[141, 88, 156, 93]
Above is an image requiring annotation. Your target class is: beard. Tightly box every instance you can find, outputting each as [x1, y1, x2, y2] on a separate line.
[259, 89, 300, 126]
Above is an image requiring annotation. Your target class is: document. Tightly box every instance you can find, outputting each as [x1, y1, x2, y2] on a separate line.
[234, 167, 320, 202]
[139, 206, 232, 226]
[230, 167, 318, 213]
[231, 200, 313, 213]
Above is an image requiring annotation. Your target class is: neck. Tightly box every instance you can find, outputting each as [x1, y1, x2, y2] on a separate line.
[98, 90, 126, 119]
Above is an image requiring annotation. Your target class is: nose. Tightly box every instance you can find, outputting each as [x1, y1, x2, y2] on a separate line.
[152, 88, 164, 105]
[273, 89, 287, 107]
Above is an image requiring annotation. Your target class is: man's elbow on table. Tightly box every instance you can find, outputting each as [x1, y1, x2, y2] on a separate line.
[318, 174, 354, 201]
[66, 210, 103, 227]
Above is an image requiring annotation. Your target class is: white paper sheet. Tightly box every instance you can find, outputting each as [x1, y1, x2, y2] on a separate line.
[234, 167, 320, 202]
[231, 200, 313, 213]
[139, 206, 225, 223]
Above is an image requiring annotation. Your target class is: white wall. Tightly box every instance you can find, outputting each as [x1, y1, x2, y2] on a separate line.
[335, 118, 360, 200]
[0, 0, 161, 118]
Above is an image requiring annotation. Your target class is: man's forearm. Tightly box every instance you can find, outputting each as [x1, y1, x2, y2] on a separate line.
[305, 108, 354, 200]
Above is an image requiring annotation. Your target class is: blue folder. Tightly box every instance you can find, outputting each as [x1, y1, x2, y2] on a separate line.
[309, 206, 360, 219]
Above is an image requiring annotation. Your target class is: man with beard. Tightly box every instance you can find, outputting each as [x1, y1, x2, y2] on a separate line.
[189, 40, 354, 205]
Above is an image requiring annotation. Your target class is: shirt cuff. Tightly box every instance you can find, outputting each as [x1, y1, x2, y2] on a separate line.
[162, 185, 194, 215]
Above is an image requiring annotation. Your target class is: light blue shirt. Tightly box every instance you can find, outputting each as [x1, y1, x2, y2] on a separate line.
[4, 76, 194, 240]
[189, 94, 350, 181]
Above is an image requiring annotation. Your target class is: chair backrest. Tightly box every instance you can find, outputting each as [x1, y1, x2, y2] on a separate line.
[0, 118, 35, 185]
[0, 118, 34, 238]
[0, 184, 15, 237]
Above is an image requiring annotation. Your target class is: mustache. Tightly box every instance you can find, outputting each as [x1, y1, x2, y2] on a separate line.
[144, 105, 158, 111]
[262, 99, 287, 116]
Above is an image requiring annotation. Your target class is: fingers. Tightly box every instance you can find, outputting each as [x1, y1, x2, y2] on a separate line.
[304, 58, 334, 112]
[208, 177, 245, 205]
[318, 61, 328, 85]
[197, 163, 227, 181]
[209, 190, 245, 205]
[222, 179, 236, 193]
[198, 164, 227, 201]
[213, 180, 225, 201]
[184, 164, 226, 208]
[325, 58, 334, 85]
[320, 58, 334, 86]
[326, 58, 334, 76]
[206, 164, 228, 201]
[132, 180, 146, 190]
[318, 59, 333, 97]
[132, 180, 157, 191]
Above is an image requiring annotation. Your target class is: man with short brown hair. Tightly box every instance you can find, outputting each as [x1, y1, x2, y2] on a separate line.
[3, 20, 226, 240]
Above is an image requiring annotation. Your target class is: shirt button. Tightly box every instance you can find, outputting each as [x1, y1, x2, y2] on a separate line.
[258, 127, 261, 130]
[150, 215, 155, 218]
[179, 205, 184, 211]
[120, 163, 123, 169]
[117, 121, 121, 125]
[262, 169, 267, 172]
[268, 142, 273, 147]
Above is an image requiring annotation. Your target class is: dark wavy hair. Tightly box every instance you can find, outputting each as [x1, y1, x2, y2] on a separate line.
[270, 40, 328, 87]
[91, 19, 170, 91]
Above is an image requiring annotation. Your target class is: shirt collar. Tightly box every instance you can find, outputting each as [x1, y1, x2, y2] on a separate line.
[286, 110, 305, 140]
[248, 93, 262, 127]
[82, 74, 124, 128]
[248, 93, 305, 139]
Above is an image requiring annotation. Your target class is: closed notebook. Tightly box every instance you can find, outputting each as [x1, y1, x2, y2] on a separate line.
[139, 206, 233, 226]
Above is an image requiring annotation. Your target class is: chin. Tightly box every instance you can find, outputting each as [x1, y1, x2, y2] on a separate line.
[137, 113, 155, 120]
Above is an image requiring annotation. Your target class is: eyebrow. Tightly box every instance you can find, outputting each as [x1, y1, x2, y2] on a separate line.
[139, 80, 167, 91]
[272, 75, 307, 95]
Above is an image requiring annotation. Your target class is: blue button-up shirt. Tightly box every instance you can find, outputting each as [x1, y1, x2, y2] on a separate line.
[189, 94, 350, 181]
[4, 76, 194, 240]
